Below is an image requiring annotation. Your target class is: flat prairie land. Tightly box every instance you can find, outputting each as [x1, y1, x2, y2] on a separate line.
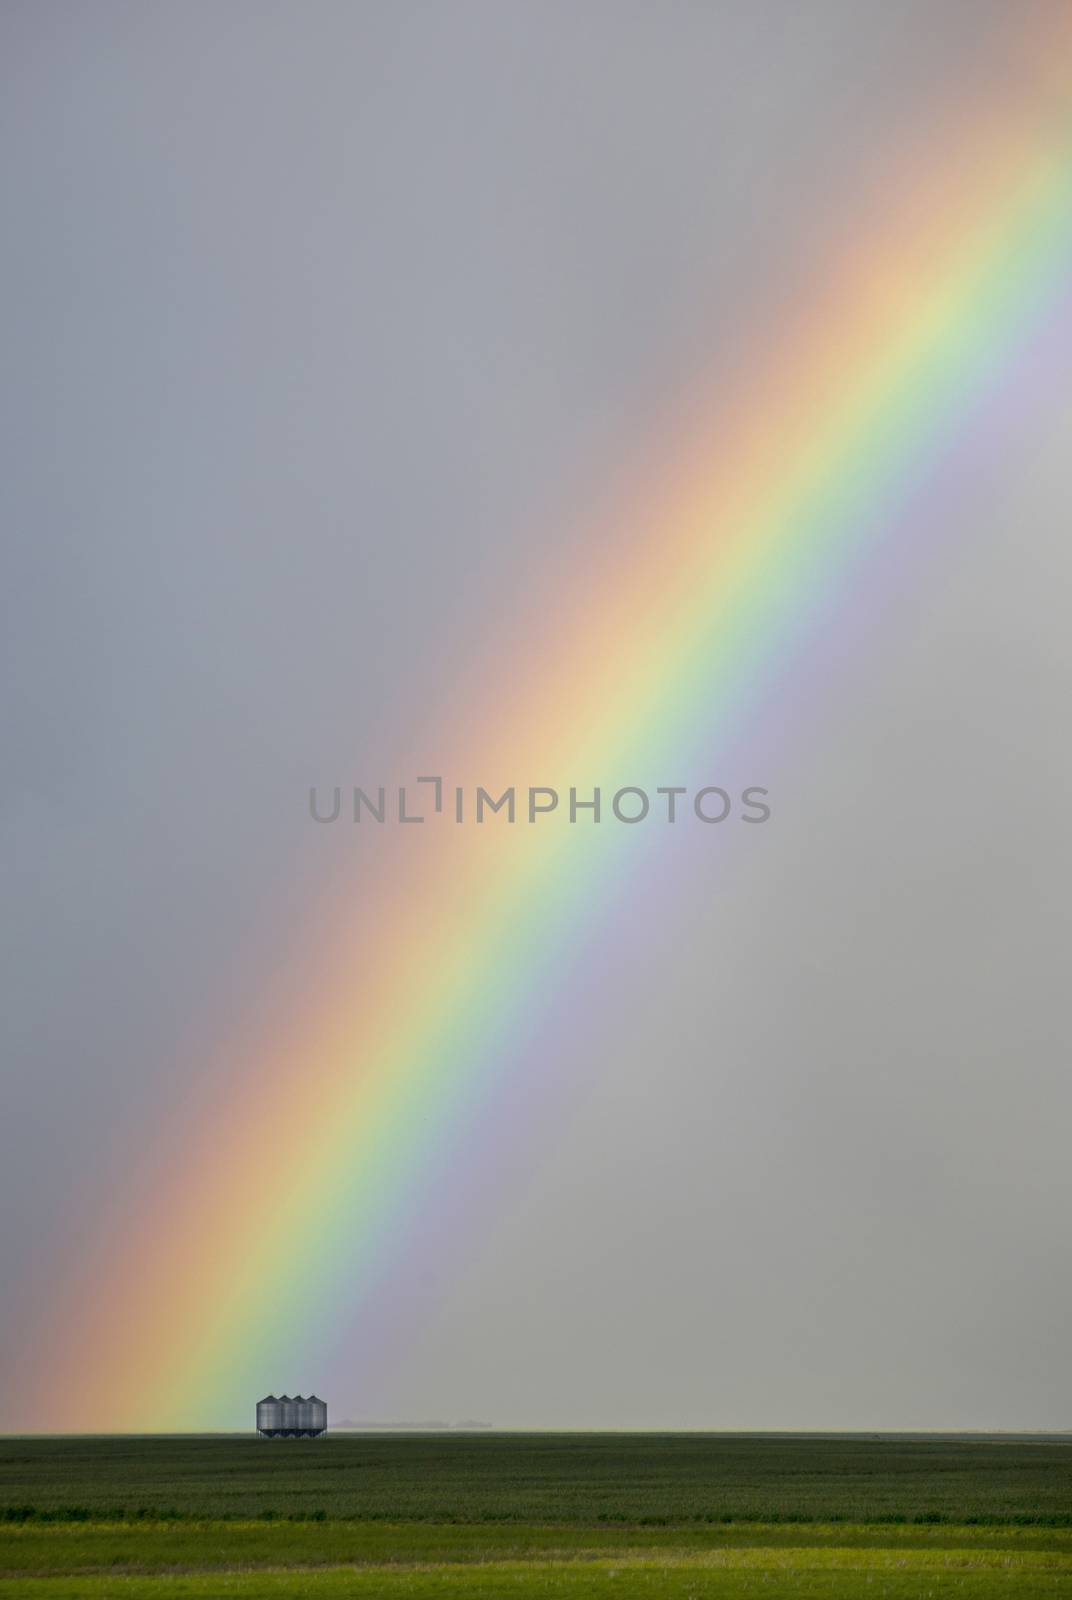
[5, 1433, 1072, 1523]
[3, 1434, 1072, 1597]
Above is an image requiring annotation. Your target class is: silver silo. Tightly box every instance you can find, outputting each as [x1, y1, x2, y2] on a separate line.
[256, 1391, 327, 1436]
[256, 1394, 283, 1436]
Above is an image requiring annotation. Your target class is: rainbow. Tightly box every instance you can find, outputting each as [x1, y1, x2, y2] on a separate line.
[25, 18, 1072, 1430]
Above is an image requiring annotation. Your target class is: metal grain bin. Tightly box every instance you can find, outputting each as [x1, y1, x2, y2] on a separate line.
[256, 1394, 283, 1435]
[257, 1391, 327, 1436]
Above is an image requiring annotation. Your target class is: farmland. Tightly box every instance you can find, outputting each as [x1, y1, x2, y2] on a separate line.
[2, 1433, 1072, 1596]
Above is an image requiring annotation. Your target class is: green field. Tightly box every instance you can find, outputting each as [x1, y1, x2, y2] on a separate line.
[3, 1434, 1072, 1597]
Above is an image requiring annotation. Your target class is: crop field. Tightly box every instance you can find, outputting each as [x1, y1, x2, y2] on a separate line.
[2, 1434, 1072, 1597]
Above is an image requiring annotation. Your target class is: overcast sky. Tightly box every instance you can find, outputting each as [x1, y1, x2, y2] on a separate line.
[2, 0, 1071, 1430]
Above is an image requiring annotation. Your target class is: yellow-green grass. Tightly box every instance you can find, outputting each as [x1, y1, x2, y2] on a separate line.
[5, 1544, 1072, 1598]
[4, 1522, 1072, 1596]
[4, 1520, 1072, 1575]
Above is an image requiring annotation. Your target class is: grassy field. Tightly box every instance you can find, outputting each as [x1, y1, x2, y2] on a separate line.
[3, 1434, 1072, 1596]
[5, 1433, 1072, 1523]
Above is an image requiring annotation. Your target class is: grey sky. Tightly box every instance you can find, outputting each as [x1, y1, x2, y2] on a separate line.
[2, 0, 1070, 1429]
